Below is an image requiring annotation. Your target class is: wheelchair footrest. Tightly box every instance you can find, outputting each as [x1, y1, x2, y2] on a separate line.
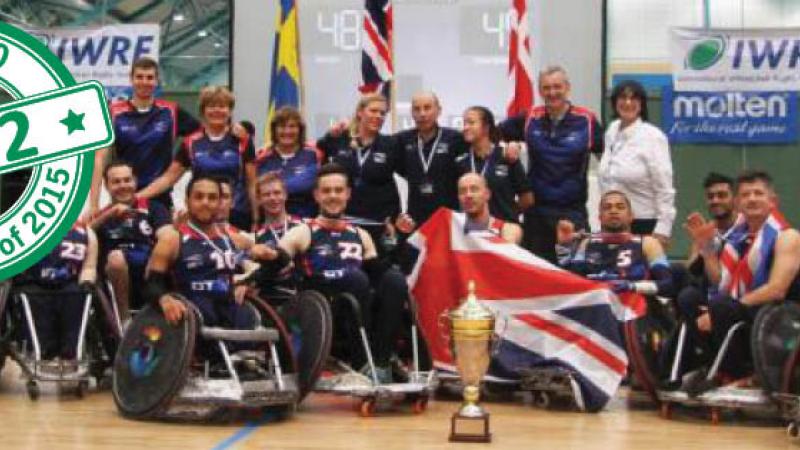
[200, 326, 279, 342]
[519, 367, 576, 394]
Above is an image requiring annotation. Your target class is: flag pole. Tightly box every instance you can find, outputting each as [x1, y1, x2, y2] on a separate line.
[390, 3, 397, 133]
[296, 0, 305, 116]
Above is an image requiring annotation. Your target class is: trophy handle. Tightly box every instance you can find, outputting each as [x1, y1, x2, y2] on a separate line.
[490, 315, 509, 356]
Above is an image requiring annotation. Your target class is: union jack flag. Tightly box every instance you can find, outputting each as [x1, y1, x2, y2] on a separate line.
[719, 210, 789, 298]
[407, 209, 645, 412]
[359, 0, 393, 99]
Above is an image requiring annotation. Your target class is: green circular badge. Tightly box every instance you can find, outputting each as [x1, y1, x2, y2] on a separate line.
[0, 22, 111, 280]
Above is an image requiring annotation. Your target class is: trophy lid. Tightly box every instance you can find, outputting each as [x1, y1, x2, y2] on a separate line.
[450, 281, 494, 320]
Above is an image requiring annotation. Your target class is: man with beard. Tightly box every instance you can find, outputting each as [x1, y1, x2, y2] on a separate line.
[682, 170, 800, 389]
[91, 162, 171, 322]
[676, 173, 737, 314]
[254, 164, 408, 384]
[558, 190, 673, 298]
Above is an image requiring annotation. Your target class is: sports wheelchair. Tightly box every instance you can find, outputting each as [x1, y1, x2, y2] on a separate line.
[112, 293, 299, 422]
[256, 281, 436, 416]
[0, 279, 121, 399]
[627, 299, 800, 425]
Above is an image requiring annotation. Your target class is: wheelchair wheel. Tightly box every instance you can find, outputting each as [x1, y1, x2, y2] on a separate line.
[246, 294, 298, 375]
[282, 290, 333, 401]
[751, 302, 800, 394]
[112, 303, 197, 419]
[624, 297, 677, 403]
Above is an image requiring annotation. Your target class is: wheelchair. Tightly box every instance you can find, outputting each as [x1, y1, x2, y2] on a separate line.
[628, 300, 800, 424]
[112, 294, 299, 422]
[0, 279, 121, 400]
[257, 279, 435, 416]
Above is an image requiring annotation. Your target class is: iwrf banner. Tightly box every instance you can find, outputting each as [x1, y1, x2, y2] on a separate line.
[661, 87, 798, 144]
[24, 24, 160, 99]
[671, 27, 800, 92]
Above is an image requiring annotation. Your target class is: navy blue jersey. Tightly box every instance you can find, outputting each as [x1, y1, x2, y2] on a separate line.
[174, 223, 242, 305]
[301, 220, 365, 281]
[577, 234, 649, 282]
[95, 197, 171, 267]
[255, 215, 304, 247]
[316, 132, 400, 222]
[499, 105, 602, 213]
[255, 147, 319, 218]
[16, 225, 89, 287]
[176, 130, 255, 220]
[455, 145, 530, 223]
[110, 99, 200, 195]
[394, 127, 466, 224]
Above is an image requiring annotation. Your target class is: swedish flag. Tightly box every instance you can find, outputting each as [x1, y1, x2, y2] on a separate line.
[265, 0, 302, 146]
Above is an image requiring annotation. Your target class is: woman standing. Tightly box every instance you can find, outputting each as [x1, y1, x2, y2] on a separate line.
[255, 107, 320, 219]
[599, 80, 675, 245]
[138, 86, 258, 231]
[456, 106, 533, 223]
[316, 94, 401, 230]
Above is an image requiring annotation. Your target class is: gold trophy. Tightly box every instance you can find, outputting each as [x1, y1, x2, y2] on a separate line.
[447, 280, 495, 443]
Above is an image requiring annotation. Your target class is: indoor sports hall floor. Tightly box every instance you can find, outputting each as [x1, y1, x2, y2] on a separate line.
[0, 365, 790, 449]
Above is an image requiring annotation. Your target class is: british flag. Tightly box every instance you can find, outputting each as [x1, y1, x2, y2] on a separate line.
[359, 0, 393, 99]
[719, 210, 789, 298]
[407, 209, 645, 412]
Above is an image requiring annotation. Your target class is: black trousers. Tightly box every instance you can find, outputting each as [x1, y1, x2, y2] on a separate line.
[21, 284, 88, 360]
[676, 291, 756, 379]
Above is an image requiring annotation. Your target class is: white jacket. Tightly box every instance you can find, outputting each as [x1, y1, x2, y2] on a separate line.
[599, 118, 676, 237]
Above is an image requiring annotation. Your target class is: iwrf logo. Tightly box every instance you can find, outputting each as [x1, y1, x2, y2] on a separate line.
[685, 35, 727, 71]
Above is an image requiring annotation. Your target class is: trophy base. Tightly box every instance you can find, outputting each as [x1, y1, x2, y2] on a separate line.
[449, 412, 491, 443]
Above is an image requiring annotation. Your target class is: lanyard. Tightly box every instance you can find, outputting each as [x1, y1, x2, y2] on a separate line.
[267, 216, 289, 243]
[354, 139, 373, 170]
[469, 149, 493, 177]
[187, 221, 233, 257]
[417, 128, 442, 175]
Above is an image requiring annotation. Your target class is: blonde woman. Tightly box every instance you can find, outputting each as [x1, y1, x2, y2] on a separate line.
[316, 94, 401, 231]
[138, 86, 258, 230]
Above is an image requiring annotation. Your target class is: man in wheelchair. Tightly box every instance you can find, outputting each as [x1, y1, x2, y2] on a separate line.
[253, 163, 409, 386]
[681, 170, 800, 394]
[145, 176, 256, 357]
[557, 190, 674, 298]
[251, 173, 304, 298]
[112, 175, 296, 420]
[90, 161, 171, 322]
[8, 220, 111, 398]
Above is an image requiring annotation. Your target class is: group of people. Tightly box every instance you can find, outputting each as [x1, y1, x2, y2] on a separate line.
[8, 55, 799, 403]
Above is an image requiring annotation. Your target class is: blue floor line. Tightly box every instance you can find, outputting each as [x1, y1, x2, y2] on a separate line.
[211, 413, 276, 450]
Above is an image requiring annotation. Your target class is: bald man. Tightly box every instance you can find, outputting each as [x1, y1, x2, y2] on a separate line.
[457, 173, 522, 244]
[394, 92, 468, 225]
[396, 172, 522, 244]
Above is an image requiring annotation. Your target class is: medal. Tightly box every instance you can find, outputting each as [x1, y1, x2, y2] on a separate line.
[417, 129, 442, 195]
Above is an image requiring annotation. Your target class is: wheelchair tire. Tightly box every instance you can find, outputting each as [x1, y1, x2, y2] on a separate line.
[112, 303, 197, 419]
[751, 302, 800, 394]
[624, 297, 677, 404]
[246, 294, 298, 375]
[283, 290, 333, 402]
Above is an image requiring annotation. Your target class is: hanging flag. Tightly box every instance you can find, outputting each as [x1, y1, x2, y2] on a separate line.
[507, 0, 533, 117]
[407, 208, 645, 412]
[265, 0, 302, 146]
[359, 0, 393, 100]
